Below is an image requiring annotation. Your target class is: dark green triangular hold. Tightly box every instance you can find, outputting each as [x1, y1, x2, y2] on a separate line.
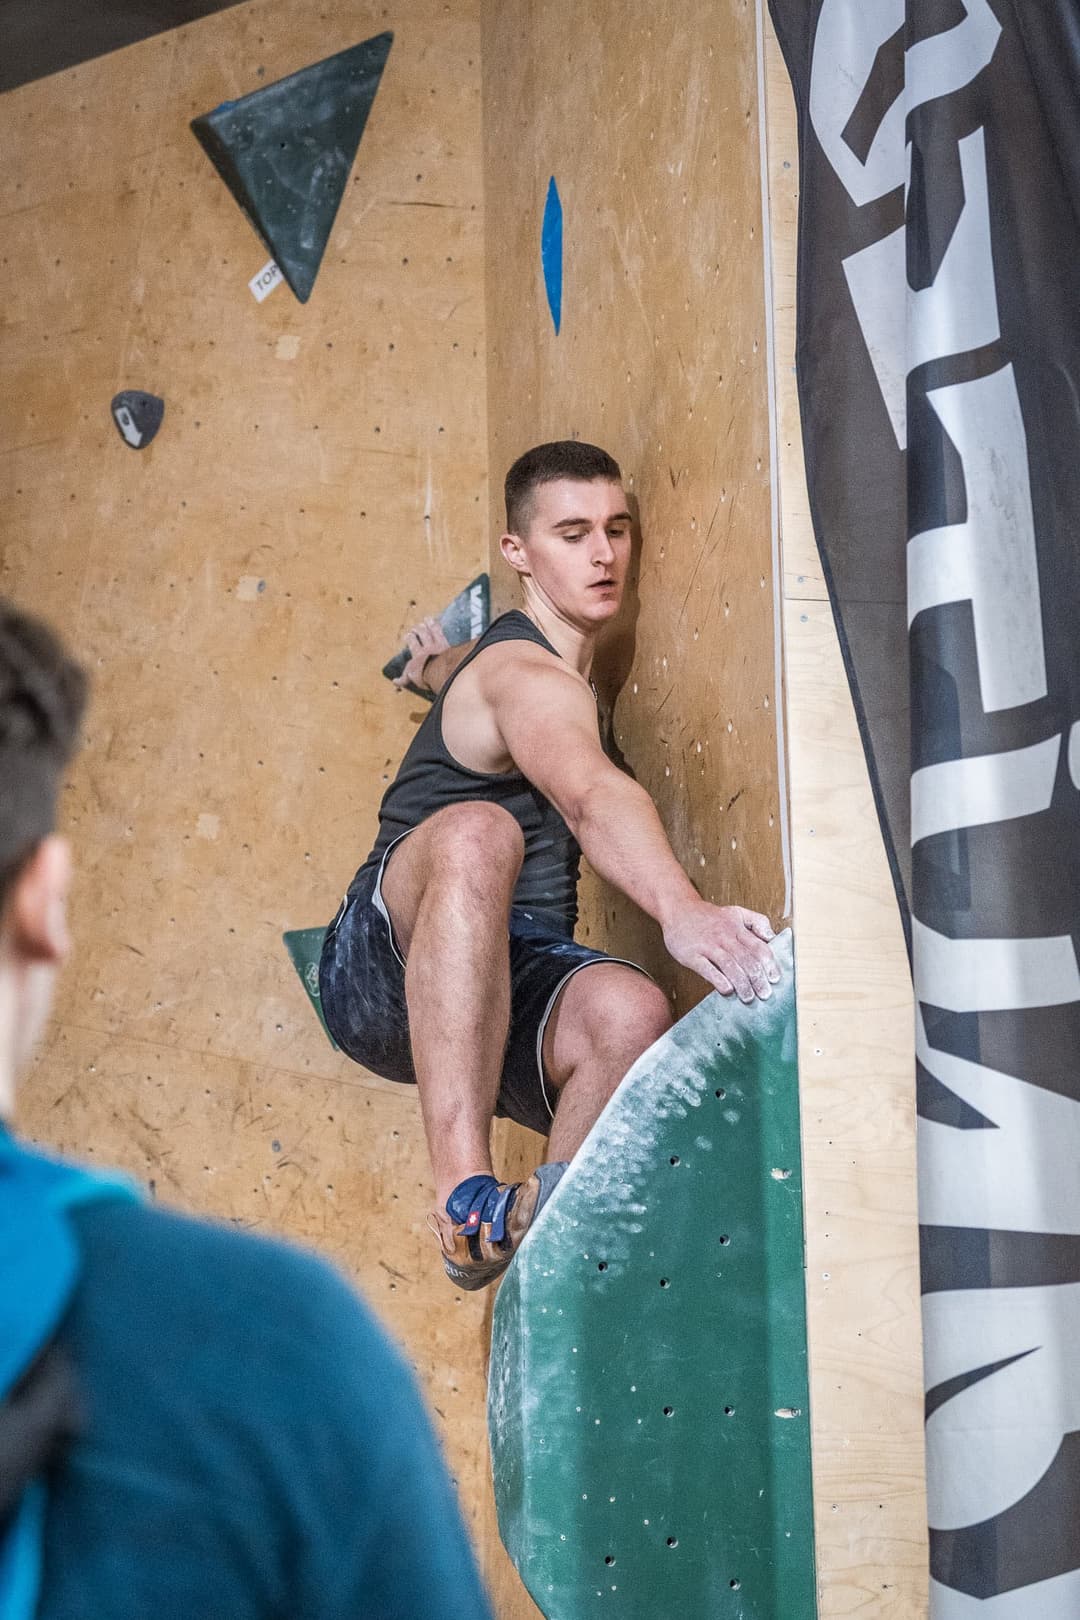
[283, 927, 338, 1049]
[382, 574, 492, 697]
[191, 32, 393, 303]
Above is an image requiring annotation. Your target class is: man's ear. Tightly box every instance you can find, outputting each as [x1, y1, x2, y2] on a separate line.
[499, 532, 530, 577]
[9, 836, 72, 965]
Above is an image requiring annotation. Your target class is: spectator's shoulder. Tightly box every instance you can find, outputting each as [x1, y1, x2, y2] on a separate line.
[67, 1195, 398, 1388]
[60, 1197, 494, 1620]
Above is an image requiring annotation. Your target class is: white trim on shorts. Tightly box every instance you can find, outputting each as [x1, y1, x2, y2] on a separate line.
[371, 829, 416, 968]
[533, 956, 655, 1123]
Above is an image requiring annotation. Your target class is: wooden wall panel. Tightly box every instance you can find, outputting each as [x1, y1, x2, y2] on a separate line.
[480, 5, 784, 1609]
[480, 0, 787, 1022]
[479, 6, 784, 1606]
[1, 1, 530, 1606]
[763, 19, 928, 1616]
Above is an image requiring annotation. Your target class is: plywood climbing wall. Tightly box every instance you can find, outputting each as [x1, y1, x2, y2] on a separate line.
[763, 20, 928, 1616]
[480, 8, 788, 1608]
[481, 0, 788, 1012]
[0, 1, 533, 1610]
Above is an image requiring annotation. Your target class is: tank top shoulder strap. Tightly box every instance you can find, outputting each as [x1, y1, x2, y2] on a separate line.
[439, 609, 561, 693]
[476, 609, 558, 653]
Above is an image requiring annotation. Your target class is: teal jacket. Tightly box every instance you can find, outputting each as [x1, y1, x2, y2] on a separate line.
[0, 1128, 494, 1620]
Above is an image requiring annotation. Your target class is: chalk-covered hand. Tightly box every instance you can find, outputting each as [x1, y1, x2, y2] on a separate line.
[393, 616, 451, 691]
[662, 902, 781, 1003]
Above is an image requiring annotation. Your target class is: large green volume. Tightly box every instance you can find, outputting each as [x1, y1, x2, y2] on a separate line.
[489, 929, 816, 1619]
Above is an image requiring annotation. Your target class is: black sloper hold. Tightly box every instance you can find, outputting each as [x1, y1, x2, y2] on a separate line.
[111, 391, 165, 449]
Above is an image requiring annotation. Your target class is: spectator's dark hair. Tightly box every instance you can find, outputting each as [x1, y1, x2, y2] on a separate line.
[0, 601, 87, 914]
[504, 441, 622, 534]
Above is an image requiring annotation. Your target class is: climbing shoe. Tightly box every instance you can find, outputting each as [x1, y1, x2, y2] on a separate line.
[428, 1162, 569, 1291]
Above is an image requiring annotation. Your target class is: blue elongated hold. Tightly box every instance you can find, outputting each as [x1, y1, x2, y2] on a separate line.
[541, 175, 563, 334]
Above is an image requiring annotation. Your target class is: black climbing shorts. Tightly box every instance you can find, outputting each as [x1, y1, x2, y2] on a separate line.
[318, 830, 651, 1137]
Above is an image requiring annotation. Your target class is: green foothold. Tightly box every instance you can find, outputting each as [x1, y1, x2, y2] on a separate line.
[489, 930, 816, 1619]
[191, 32, 393, 303]
[283, 927, 337, 1049]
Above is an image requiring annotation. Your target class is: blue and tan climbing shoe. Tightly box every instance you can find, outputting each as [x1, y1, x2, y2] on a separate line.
[429, 1162, 569, 1290]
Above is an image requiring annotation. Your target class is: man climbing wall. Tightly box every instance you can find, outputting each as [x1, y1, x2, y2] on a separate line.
[319, 441, 781, 1288]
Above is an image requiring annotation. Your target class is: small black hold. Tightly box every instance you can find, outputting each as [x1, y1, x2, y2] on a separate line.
[111, 390, 165, 449]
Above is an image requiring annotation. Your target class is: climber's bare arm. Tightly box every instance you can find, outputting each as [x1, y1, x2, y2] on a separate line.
[471, 644, 780, 1003]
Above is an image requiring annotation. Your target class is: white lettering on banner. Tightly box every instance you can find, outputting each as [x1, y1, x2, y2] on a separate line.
[923, 1283, 1080, 1529]
[1070, 722, 1080, 789]
[808, 0, 1075, 1603]
[843, 131, 1001, 448]
[903, 0, 1001, 120]
[911, 735, 1060, 844]
[931, 1568, 1080, 1618]
[913, 920, 1080, 1013]
[809, 0, 904, 206]
[809, 0, 1001, 208]
[908, 365, 1047, 709]
[916, 1011, 1080, 1234]
[841, 223, 907, 444]
[904, 131, 999, 411]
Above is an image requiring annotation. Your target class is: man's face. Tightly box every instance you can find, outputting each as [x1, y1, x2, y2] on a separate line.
[508, 478, 632, 627]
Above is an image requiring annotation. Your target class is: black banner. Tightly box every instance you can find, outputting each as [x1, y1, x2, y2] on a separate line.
[769, 0, 1080, 1612]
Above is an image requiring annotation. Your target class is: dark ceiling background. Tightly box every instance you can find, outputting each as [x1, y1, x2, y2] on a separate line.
[0, 0, 245, 92]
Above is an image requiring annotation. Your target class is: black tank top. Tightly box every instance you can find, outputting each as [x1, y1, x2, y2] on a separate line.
[354, 611, 592, 933]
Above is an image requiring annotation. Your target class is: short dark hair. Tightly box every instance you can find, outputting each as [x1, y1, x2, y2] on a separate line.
[0, 600, 87, 913]
[504, 441, 622, 533]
